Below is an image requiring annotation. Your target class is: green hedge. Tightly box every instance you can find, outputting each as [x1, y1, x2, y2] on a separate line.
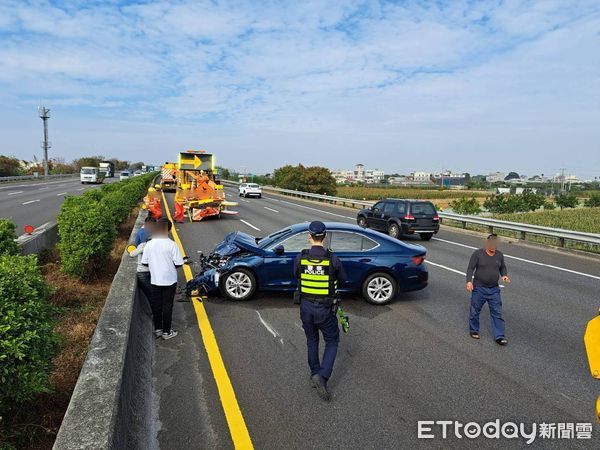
[0, 254, 57, 415]
[0, 219, 18, 256]
[57, 174, 154, 277]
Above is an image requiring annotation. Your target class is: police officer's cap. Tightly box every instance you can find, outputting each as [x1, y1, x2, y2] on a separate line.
[308, 221, 326, 237]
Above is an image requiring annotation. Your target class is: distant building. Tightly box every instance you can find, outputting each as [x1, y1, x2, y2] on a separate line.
[388, 176, 410, 185]
[411, 171, 432, 183]
[332, 163, 385, 184]
[528, 175, 548, 182]
[496, 187, 537, 194]
[432, 171, 468, 187]
[364, 169, 385, 184]
[486, 172, 506, 183]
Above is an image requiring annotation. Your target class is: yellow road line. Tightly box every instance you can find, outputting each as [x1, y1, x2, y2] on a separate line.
[161, 192, 253, 449]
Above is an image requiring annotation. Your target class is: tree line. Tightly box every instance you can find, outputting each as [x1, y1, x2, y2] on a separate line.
[0, 154, 146, 177]
[221, 164, 337, 195]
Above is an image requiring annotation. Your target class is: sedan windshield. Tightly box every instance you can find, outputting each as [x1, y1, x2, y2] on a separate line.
[81, 168, 95, 174]
[248, 183, 260, 188]
[257, 228, 292, 248]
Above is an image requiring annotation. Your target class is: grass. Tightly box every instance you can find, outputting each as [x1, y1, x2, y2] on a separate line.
[1, 210, 139, 450]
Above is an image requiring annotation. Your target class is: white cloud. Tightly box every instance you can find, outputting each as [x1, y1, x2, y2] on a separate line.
[0, 0, 598, 177]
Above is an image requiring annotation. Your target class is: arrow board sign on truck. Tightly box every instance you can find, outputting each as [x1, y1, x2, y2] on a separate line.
[179, 152, 214, 171]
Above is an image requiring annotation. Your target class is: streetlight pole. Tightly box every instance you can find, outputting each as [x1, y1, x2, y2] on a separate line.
[38, 106, 51, 176]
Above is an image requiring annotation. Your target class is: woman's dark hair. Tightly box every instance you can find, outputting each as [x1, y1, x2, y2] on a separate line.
[157, 217, 172, 231]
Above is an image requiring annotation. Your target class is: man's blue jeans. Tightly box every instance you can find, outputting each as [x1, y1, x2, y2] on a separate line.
[300, 300, 340, 381]
[469, 286, 505, 339]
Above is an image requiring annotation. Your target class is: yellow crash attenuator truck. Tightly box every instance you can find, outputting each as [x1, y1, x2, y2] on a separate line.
[584, 309, 600, 422]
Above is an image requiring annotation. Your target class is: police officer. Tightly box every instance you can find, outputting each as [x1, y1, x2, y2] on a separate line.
[294, 221, 346, 401]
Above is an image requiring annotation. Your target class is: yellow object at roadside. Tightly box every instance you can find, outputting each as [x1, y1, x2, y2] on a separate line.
[585, 313, 600, 379]
[584, 312, 600, 422]
[126, 244, 137, 254]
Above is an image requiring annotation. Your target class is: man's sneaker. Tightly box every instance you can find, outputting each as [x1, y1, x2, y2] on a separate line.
[310, 374, 331, 402]
[154, 329, 163, 338]
[162, 330, 178, 340]
[495, 337, 508, 346]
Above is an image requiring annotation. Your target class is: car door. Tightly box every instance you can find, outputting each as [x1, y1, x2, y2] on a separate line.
[259, 232, 330, 290]
[328, 231, 379, 291]
[367, 201, 386, 230]
[381, 201, 397, 229]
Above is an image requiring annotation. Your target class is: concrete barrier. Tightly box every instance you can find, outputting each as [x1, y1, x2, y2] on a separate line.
[53, 210, 157, 450]
[17, 221, 59, 255]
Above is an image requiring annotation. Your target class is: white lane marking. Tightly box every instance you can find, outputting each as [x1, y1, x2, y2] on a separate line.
[240, 199, 249, 203]
[240, 219, 261, 231]
[0, 180, 69, 190]
[256, 311, 284, 345]
[77, 188, 85, 191]
[433, 237, 600, 281]
[426, 260, 466, 276]
[274, 198, 355, 220]
[22, 199, 41, 205]
[39, 187, 49, 190]
[57, 192, 67, 196]
[7, 191, 23, 195]
[432, 237, 476, 250]
[264, 206, 279, 213]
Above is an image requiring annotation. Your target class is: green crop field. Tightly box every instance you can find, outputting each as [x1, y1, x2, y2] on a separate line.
[492, 208, 600, 234]
[336, 186, 490, 201]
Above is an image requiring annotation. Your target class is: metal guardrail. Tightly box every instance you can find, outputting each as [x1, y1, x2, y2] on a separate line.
[222, 180, 600, 247]
[0, 173, 77, 183]
[438, 212, 600, 247]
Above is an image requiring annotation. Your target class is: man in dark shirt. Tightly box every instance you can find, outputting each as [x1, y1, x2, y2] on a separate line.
[293, 221, 346, 401]
[466, 234, 510, 345]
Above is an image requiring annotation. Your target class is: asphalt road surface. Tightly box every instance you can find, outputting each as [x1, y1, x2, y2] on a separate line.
[0, 176, 120, 233]
[154, 187, 600, 449]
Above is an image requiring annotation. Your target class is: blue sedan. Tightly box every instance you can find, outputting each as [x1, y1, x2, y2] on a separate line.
[187, 222, 428, 305]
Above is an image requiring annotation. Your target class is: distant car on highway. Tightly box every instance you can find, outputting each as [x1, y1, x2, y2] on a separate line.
[80, 166, 105, 184]
[119, 170, 131, 181]
[357, 199, 440, 241]
[133, 170, 143, 177]
[186, 222, 428, 305]
[239, 183, 262, 198]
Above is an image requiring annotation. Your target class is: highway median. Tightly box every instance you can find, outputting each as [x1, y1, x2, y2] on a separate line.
[0, 173, 156, 449]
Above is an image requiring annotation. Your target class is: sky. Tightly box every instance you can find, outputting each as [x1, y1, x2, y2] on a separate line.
[0, 0, 599, 178]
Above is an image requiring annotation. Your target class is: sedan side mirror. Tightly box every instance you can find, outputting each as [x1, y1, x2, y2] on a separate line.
[372, 207, 380, 213]
[273, 245, 285, 256]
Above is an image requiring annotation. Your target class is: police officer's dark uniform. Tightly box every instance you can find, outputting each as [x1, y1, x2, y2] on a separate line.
[293, 221, 346, 401]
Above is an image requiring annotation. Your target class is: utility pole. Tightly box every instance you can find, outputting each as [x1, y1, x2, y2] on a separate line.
[38, 106, 51, 176]
[560, 168, 565, 193]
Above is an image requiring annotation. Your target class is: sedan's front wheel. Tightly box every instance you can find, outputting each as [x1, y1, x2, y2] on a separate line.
[357, 216, 367, 228]
[221, 268, 256, 301]
[362, 272, 397, 305]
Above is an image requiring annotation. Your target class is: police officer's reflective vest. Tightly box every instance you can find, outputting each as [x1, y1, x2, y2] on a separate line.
[298, 249, 337, 298]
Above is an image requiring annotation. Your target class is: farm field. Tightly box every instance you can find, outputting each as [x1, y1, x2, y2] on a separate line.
[336, 185, 490, 201]
[492, 207, 600, 234]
